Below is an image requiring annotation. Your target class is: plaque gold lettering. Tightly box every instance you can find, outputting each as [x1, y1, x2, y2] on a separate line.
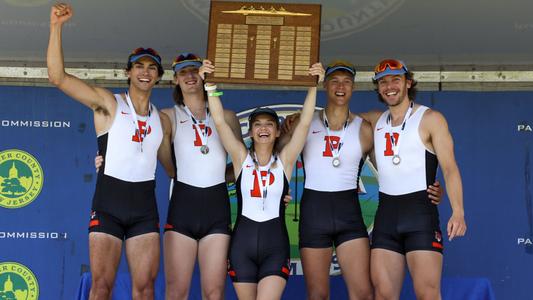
[246, 16, 284, 26]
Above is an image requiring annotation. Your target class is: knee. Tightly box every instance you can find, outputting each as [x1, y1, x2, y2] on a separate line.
[132, 279, 155, 299]
[307, 289, 329, 300]
[414, 283, 440, 300]
[165, 285, 189, 300]
[373, 283, 395, 300]
[202, 286, 224, 300]
[353, 288, 374, 300]
[90, 278, 113, 298]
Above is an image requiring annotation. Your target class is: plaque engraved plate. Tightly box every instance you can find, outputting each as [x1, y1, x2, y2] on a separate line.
[207, 1, 321, 86]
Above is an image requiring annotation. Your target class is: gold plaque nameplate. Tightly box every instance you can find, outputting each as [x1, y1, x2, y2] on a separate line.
[207, 1, 321, 86]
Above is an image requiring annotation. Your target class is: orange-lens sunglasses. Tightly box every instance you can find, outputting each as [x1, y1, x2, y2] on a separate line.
[374, 59, 407, 73]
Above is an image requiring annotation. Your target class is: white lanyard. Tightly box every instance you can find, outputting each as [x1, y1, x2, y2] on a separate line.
[125, 92, 151, 152]
[323, 109, 349, 167]
[182, 105, 210, 150]
[386, 101, 414, 165]
[252, 153, 276, 210]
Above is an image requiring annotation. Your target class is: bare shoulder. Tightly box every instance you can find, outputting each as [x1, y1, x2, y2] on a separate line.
[359, 119, 373, 141]
[359, 119, 374, 153]
[160, 107, 174, 120]
[159, 109, 171, 123]
[422, 108, 448, 128]
[93, 87, 118, 114]
[360, 118, 373, 133]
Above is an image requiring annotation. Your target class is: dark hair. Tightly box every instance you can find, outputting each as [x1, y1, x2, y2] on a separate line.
[373, 71, 418, 103]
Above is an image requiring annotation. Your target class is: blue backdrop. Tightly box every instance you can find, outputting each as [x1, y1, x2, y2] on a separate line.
[1, 86, 532, 299]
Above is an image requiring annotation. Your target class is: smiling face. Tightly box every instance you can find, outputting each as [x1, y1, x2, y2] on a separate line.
[174, 66, 202, 94]
[377, 74, 412, 107]
[127, 56, 161, 91]
[324, 71, 354, 106]
[249, 114, 280, 146]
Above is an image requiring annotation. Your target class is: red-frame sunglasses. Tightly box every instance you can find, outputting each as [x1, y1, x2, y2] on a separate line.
[131, 47, 160, 57]
[172, 53, 201, 68]
[374, 59, 408, 73]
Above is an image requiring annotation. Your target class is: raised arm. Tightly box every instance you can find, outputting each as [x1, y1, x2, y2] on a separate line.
[280, 63, 324, 179]
[47, 4, 114, 117]
[424, 110, 466, 241]
[200, 60, 247, 174]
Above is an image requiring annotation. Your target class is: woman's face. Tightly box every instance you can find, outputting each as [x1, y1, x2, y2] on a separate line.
[249, 114, 280, 145]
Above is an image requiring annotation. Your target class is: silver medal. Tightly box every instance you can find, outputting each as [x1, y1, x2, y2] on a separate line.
[332, 157, 341, 167]
[200, 145, 209, 155]
[392, 155, 401, 165]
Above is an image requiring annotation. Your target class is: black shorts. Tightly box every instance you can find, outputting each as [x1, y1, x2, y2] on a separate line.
[299, 188, 368, 249]
[89, 174, 159, 240]
[165, 181, 231, 240]
[228, 216, 290, 283]
[371, 190, 443, 254]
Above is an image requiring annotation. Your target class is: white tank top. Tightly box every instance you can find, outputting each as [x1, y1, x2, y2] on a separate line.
[374, 105, 438, 195]
[102, 94, 163, 182]
[173, 105, 226, 187]
[237, 153, 288, 222]
[302, 111, 364, 191]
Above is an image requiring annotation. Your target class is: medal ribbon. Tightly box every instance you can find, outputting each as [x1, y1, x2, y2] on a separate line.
[125, 92, 151, 152]
[323, 109, 349, 163]
[252, 153, 277, 210]
[183, 105, 210, 148]
[386, 101, 414, 161]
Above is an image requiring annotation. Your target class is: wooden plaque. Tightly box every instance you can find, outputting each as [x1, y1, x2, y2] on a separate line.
[206, 1, 321, 86]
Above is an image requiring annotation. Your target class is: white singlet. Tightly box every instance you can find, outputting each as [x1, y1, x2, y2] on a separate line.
[101, 94, 163, 182]
[374, 105, 438, 195]
[302, 111, 364, 192]
[173, 105, 226, 187]
[237, 153, 288, 222]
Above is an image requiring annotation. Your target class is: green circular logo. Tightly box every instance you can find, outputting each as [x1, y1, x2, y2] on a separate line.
[0, 149, 44, 209]
[0, 262, 39, 300]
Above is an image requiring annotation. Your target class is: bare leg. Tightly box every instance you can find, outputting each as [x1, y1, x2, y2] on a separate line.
[406, 251, 442, 300]
[300, 247, 333, 300]
[197, 233, 230, 300]
[125, 232, 160, 300]
[88, 232, 122, 300]
[164, 231, 198, 300]
[370, 249, 406, 300]
[257, 276, 286, 300]
[233, 282, 257, 300]
[336, 238, 373, 300]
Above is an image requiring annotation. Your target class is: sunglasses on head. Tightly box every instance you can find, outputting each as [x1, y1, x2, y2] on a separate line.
[129, 47, 162, 65]
[172, 53, 201, 68]
[374, 59, 408, 74]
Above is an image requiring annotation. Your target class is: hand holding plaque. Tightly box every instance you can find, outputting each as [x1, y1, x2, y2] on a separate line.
[206, 1, 321, 86]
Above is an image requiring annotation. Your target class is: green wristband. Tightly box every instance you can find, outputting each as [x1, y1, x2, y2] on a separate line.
[208, 91, 223, 97]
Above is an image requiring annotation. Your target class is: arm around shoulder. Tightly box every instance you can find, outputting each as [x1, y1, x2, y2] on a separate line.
[157, 111, 175, 178]
[359, 119, 374, 157]
[358, 110, 382, 129]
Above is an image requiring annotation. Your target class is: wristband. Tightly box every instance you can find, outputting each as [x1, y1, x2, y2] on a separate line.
[204, 83, 217, 91]
[208, 91, 223, 97]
